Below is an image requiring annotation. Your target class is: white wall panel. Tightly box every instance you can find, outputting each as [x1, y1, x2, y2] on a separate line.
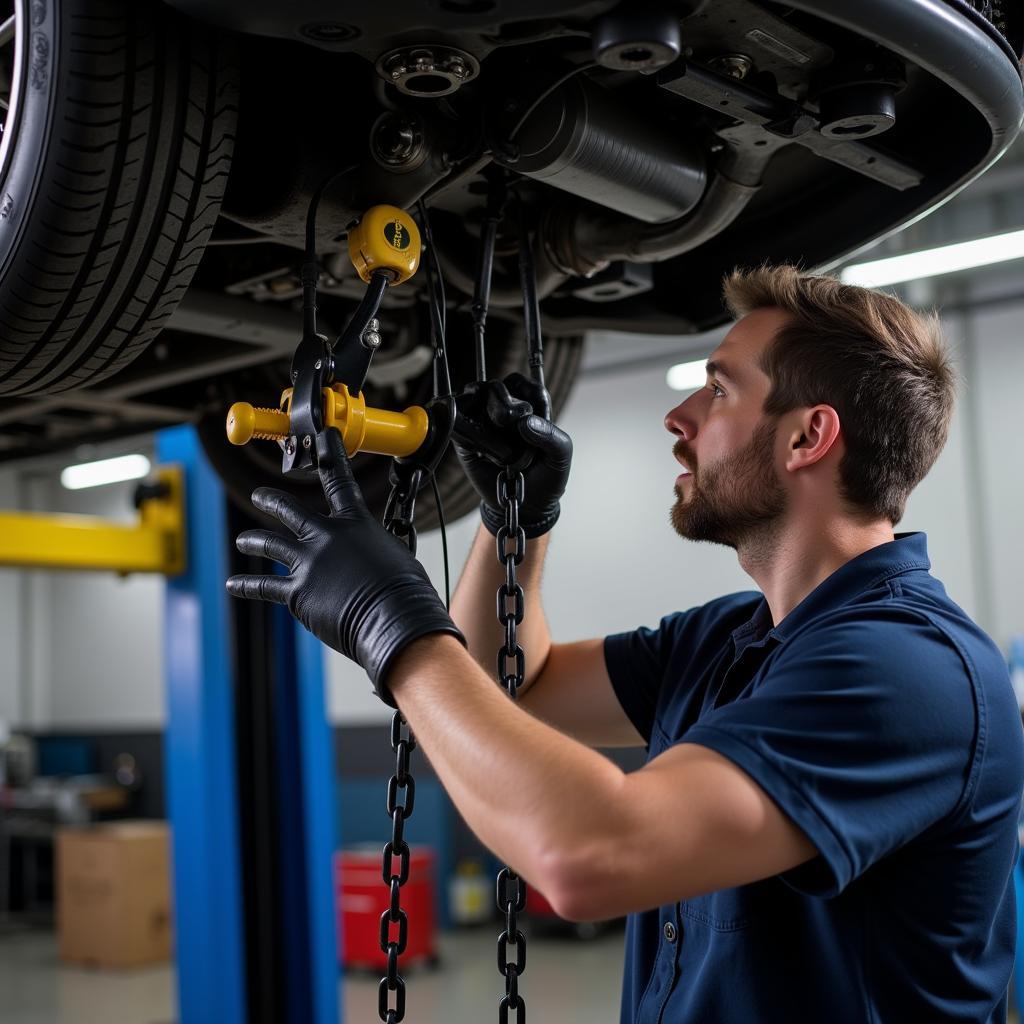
[964, 305, 1024, 651]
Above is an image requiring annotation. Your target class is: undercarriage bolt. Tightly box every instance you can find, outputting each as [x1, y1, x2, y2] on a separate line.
[708, 54, 754, 80]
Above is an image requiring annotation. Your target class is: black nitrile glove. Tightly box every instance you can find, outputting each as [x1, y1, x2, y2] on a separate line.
[225, 428, 464, 706]
[453, 372, 573, 539]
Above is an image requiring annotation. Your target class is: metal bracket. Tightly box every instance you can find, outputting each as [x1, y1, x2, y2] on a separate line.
[657, 61, 923, 191]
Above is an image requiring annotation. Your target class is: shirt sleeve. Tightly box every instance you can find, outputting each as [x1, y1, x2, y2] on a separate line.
[605, 593, 764, 746]
[604, 614, 683, 744]
[681, 606, 978, 898]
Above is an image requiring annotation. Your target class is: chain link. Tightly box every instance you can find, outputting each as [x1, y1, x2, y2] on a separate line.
[495, 465, 527, 1022]
[384, 466, 423, 557]
[378, 710, 416, 1023]
[379, 484, 419, 1024]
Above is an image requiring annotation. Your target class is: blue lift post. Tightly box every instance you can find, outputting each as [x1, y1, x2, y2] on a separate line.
[158, 425, 340, 1024]
[273, 602, 342, 1024]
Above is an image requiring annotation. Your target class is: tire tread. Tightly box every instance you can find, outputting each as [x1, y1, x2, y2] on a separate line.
[0, 0, 238, 395]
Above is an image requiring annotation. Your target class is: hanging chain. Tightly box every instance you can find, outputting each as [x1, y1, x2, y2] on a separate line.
[384, 465, 424, 557]
[495, 465, 527, 1023]
[378, 483, 420, 1024]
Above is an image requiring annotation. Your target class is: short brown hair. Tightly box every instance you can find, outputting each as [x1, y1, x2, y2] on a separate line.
[723, 265, 958, 525]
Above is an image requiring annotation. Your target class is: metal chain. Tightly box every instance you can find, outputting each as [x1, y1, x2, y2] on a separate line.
[384, 466, 423, 557]
[378, 489, 419, 1024]
[495, 465, 527, 1023]
[377, 466, 529, 1023]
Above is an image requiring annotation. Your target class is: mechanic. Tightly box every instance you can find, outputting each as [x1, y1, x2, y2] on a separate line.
[226, 265, 1024, 1023]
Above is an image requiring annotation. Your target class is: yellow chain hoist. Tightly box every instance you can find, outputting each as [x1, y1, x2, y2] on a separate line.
[225, 203, 429, 461]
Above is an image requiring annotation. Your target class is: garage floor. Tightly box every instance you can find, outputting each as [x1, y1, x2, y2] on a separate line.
[0, 924, 627, 1023]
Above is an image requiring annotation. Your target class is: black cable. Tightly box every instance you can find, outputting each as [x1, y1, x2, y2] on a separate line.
[302, 163, 360, 339]
[517, 199, 546, 390]
[417, 199, 448, 339]
[507, 60, 599, 143]
[305, 163, 360, 260]
[416, 198, 453, 398]
[429, 471, 451, 611]
[472, 173, 507, 382]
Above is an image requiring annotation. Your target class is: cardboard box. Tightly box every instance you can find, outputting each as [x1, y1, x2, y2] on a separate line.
[56, 820, 172, 968]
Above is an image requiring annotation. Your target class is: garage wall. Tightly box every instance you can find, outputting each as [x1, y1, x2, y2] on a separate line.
[0, 453, 162, 730]
[966, 305, 1024, 651]
[0, 303, 1018, 731]
[42, 475, 164, 728]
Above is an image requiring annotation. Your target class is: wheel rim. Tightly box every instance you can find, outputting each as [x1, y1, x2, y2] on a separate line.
[0, 0, 26, 189]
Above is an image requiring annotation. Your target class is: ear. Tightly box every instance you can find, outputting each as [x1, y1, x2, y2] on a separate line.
[783, 405, 842, 472]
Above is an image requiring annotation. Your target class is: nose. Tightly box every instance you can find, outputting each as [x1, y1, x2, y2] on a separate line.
[664, 392, 699, 439]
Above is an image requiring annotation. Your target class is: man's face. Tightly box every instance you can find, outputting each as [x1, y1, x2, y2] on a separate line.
[666, 308, 789, 550]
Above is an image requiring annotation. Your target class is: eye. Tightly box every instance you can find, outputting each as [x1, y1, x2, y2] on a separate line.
[708, 381, 726, 398]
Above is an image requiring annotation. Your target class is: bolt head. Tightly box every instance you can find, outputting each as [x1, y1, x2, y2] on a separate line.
[302, 435, 313, 449]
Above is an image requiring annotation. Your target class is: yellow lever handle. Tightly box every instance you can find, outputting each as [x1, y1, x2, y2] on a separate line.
[226, 383, 429, 460]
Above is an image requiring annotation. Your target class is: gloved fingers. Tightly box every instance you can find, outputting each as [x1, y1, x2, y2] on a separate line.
[225, 572, 292, 605]
[503, 372, 552, 421]
[485, 380, 533, 429]
[519, 414, 573, 468]
[235, 529, 301, 570]
[453, 383, 526, 462]
[456, 379, 487, 412]
[316, 428, 367, 517]
[252, 487, 312, 537]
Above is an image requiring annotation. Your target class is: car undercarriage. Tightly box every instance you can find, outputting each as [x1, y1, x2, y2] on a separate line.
[0, 0, 1020, 519]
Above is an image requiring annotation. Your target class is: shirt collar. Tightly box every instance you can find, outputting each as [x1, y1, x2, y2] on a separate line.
[730, 532, 931, 648]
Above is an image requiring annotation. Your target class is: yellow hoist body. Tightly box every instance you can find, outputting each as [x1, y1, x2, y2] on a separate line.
[225, 203, 431, 460]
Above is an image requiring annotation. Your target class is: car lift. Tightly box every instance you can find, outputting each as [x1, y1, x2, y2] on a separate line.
[0, 467, 185, 574]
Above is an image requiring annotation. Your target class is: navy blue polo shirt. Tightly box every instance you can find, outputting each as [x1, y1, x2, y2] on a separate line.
[604, 533, 1024, 1023]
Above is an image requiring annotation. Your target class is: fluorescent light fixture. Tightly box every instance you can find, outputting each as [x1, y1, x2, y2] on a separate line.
[666, 358, 708, 392]
[840, 228, 1024, 288]
[60, 454, 151, 490]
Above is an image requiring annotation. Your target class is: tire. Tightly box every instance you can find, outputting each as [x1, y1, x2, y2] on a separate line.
[0, 0, 237, 396]
[197, 331, 586, 533]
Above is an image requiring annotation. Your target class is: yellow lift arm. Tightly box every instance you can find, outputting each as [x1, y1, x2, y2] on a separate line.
[0, 466, 186, 575]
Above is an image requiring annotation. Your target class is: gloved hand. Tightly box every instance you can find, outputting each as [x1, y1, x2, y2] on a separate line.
[225, 428, 464, 706]
[453, 372, 573, 539]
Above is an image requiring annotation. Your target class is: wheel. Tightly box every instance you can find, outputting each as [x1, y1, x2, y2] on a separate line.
[0, 0, 237, 396]
[196, 330, 585, 531]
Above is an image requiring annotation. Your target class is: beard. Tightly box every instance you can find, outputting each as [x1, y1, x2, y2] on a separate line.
[670, 418, 787, 551]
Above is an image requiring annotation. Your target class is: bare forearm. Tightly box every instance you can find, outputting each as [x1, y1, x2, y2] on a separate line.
[449, 524, 552, 691]
[387, 633, 625, 917]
